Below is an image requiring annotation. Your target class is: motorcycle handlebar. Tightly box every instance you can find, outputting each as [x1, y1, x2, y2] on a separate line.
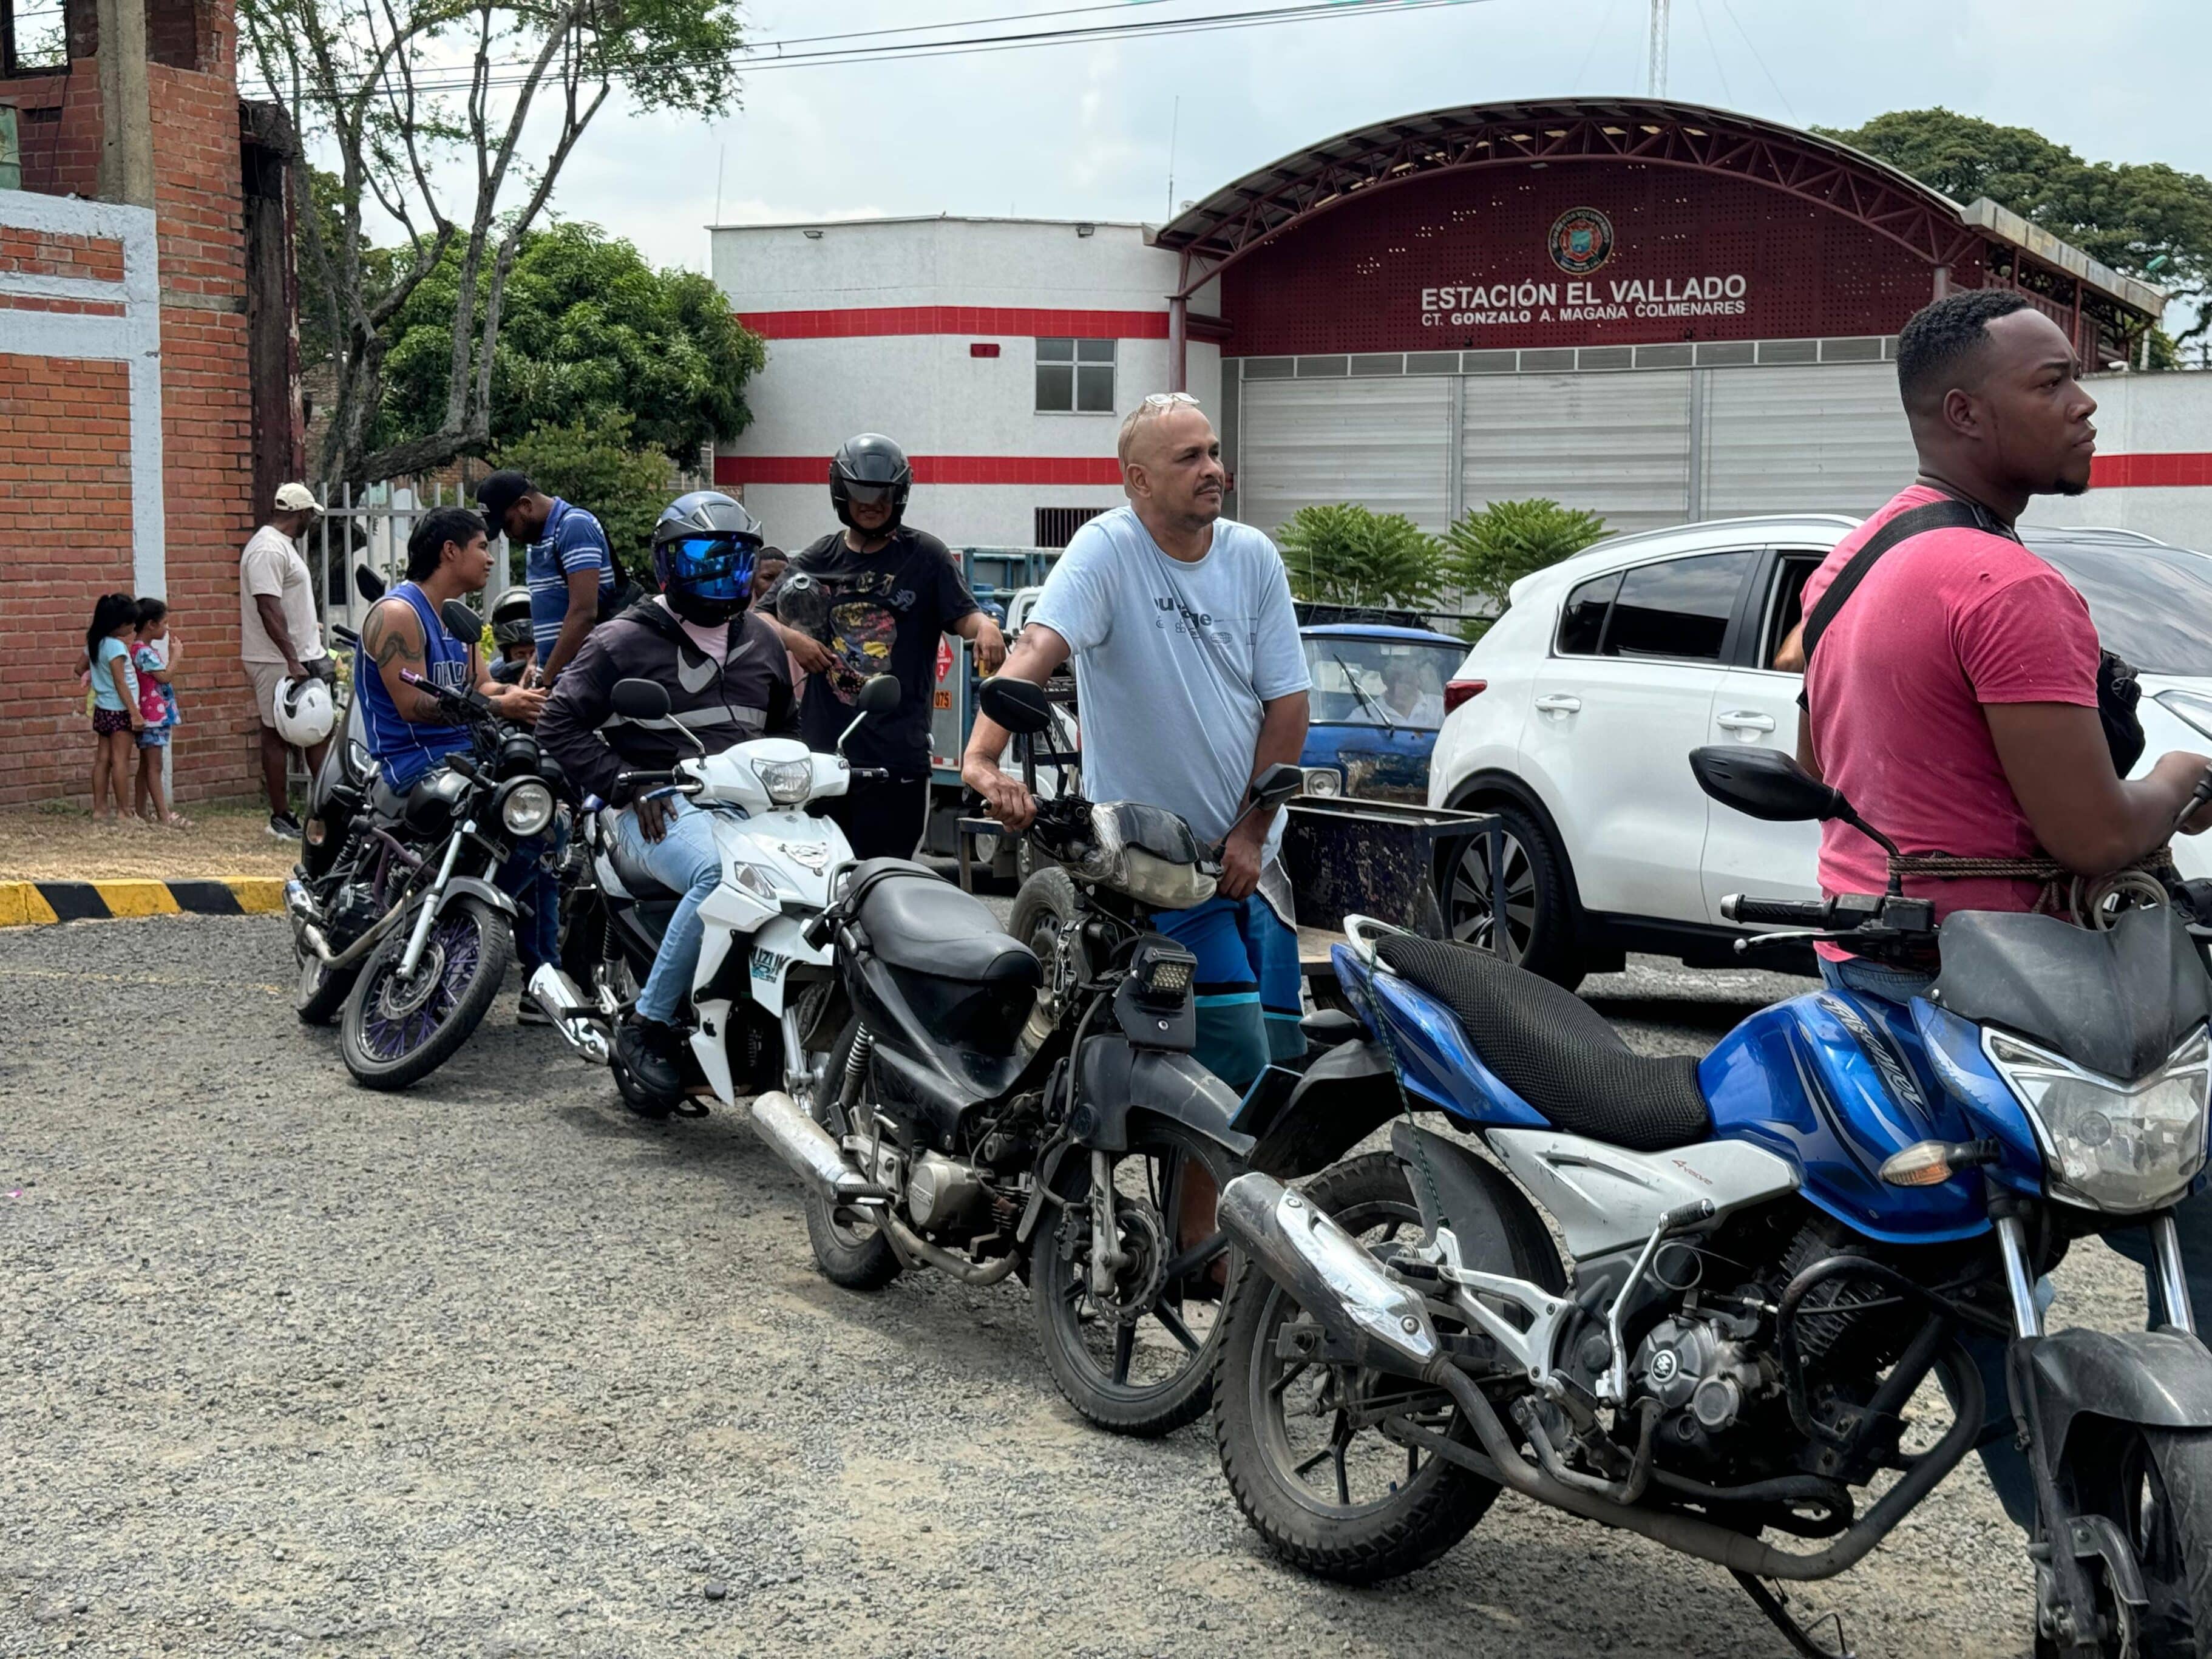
[1721, 894, 1834, 928]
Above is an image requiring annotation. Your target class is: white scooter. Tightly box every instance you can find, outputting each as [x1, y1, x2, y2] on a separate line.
[529, 674, 898, 1114]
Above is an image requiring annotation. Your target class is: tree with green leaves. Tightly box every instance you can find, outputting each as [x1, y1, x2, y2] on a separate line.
[489, 413, 674, 577]
[1819, 108, 2212, 357]
[1275, 504, 1447, 609]
[374, 222, 764, 467]
[1445, 498, 1609, 614]
[240, 0, 745, 490]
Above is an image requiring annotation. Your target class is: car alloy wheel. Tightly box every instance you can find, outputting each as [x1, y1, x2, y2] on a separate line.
[1448, 825, 1536, 963]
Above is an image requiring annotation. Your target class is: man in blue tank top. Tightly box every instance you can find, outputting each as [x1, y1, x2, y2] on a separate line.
[356, 507, 554, 1019]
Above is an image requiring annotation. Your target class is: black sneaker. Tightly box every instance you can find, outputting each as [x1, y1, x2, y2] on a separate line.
[614, 1017, 685, 1109]
[517, 991, 554, 1028]
[268, 811, 305, 840]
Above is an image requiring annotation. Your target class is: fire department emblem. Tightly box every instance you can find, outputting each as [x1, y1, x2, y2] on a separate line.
[1548, 206, 1615, 275]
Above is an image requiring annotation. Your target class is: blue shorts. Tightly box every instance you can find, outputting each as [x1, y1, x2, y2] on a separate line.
[136, 726, 171, 748]
[1152, 892, 1303, 1096]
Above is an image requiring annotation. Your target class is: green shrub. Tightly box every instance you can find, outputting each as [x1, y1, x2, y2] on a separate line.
[1445, 498, 1609, 612]
[1275, 503, 1447, 609]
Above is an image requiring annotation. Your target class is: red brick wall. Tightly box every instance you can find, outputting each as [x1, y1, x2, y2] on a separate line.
[151, 54, 260, 806]
[0, 0, 264, 806]
[0, 358, 135, 808]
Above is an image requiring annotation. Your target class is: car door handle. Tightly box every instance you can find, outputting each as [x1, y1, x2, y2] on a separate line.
[1533, 694, 1582, 714]
[1717, 710, 1776, 735]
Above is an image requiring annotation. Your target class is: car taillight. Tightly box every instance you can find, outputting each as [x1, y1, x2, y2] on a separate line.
[1443, 679, 1487, 715]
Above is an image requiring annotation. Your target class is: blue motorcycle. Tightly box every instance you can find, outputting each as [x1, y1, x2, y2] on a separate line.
[1212, 745, 2212, 1658]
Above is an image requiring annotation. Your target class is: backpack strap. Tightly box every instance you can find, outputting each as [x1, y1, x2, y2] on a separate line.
[1800, 497, 1992, 665]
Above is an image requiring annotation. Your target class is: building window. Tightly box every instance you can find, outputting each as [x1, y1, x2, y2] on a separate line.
[4, 0, 70, 73]
[1036, 338, 1115, 413]
[1034, 506, 1110, 548]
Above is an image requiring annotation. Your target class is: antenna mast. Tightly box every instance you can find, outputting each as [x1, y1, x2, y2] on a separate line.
[1647, 0, 1670, 97]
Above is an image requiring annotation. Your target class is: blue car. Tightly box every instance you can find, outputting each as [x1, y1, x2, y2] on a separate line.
[1298, 622, 1470, 802]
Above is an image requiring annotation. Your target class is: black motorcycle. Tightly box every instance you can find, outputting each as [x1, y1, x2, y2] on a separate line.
[745, 676, 1307, 1435]
[287, 594, 569, 1090]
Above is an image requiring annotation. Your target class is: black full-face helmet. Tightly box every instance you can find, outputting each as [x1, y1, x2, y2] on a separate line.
[651, 490, 764, 625]
[829, 433, 912, 533]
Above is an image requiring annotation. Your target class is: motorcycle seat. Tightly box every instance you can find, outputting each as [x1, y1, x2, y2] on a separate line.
[1373, 935, 1711, 1152]
[849, 859, 1042, 988]
[597, 808, 685, 901]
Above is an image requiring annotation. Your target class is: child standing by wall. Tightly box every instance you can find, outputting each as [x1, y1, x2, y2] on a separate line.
[131, 598, 187, 827]
[86, 593, 143, 823]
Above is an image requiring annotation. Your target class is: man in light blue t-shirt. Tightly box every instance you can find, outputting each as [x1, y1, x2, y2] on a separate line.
[963, 394, 1311, 1092]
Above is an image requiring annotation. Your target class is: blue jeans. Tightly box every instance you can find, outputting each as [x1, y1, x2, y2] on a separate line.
[1820, 953, 2212, 1528]
[496, 824, 561, 975]
[611, 797, 726, 1025]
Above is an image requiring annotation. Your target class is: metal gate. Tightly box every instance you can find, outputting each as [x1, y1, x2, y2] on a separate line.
[1239, 376, 1454, 537]
[308, 481, 520, 641]
[1698, 362, 1914, 517]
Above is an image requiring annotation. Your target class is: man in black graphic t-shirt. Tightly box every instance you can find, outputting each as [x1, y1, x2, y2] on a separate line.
[764, 433, 1005, 859]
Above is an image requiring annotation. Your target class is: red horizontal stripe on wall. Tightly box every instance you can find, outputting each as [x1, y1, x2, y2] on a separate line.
[2091, 452, 2212, 488]
[737, 305, 1171, 341]
[716, 454, 1124, 487]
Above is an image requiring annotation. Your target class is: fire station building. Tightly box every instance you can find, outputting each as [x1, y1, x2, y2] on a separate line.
[711, 97, 2190, 555]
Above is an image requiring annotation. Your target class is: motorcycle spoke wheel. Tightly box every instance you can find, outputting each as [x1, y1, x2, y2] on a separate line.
[1212, 1152, 1499, 1583]
[339, 895, 512, 1091]
[1030, 1119, 1237, 1437]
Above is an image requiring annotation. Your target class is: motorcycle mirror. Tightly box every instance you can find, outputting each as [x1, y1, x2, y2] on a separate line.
[439, 598, 483, 644]
[1249, 762, 1305, 810]
[354, 564, 387, 603]
[855, 673, 900, 715]
[611, 677, 673, 722]
[1689, 745, 1847, 824]
[978, 674, 1052, 736]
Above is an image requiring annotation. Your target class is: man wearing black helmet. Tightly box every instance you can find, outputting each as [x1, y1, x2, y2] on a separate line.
[539, 490, 799, 1108]
[762, 433, 1006, 860]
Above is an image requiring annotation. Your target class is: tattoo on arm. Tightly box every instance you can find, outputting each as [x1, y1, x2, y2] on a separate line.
[364, 602, 436, 719]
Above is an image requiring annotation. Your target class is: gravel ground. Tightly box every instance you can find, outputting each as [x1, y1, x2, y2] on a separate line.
[0, 915, 2151, 1658]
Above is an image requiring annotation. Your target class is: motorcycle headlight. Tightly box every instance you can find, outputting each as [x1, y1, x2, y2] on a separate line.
[498, 778, 556, 839]
[1986, 1025, 2210, 1213]
[752, 757, 814, 806]
[1301, 767, 1343, 798]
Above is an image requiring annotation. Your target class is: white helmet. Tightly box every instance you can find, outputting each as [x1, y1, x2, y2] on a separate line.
[274, 675, 336, 748]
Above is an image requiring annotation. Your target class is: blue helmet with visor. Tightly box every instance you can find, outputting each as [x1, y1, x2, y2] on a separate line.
[651, 490, 763, 625]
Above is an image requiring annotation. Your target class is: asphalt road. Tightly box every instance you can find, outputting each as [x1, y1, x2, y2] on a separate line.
[0, 914, 2150, 1658]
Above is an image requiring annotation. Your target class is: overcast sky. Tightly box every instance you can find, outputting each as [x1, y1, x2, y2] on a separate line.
[529, 0, 2211, 277]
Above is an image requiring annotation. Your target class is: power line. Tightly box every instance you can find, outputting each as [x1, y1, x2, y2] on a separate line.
[243, 0, 1487, 103]
[1715, 0, 1796, 123]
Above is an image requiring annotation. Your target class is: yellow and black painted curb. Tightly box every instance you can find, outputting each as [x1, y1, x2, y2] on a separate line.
[0, 877, 287, 928]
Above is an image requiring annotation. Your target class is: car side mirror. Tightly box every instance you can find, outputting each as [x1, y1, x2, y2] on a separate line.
[611, 677, 672, 722]
[855, 673, 900, 715]
[440, 598, 483, 644]
[978, 674, 1053, 736]
[354, 564, 387, 603]
[1689, 745, 1847, 824]
[1249, 761, 1305, 810]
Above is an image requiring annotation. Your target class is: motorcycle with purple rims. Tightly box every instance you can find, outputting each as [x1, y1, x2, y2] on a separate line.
[1210, 743, 2212, 1659]
[321, 597, 572, 1092]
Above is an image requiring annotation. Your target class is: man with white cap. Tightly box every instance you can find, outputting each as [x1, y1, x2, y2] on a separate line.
[240, 482, 335, 838]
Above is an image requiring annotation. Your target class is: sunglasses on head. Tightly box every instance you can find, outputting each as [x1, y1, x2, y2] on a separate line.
[1141, 392, 1201, 410]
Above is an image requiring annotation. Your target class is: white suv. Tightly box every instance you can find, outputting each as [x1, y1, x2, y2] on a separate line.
[1427, 515, 2212, 988]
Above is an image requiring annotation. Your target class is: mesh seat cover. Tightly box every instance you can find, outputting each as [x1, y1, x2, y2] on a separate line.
[1373, 936, 1710, 1152]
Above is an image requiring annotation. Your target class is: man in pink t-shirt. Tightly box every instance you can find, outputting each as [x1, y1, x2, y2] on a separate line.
[1799, 293, 2211, 972]
[1795, 289, 2212, 1530]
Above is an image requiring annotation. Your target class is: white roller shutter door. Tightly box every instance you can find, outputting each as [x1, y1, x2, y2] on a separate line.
[1237, 376, 1453, 538]
[1461, 370, 1693, 535]
[1701, 363, 1912, 517]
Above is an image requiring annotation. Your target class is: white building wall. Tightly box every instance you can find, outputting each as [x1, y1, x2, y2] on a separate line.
[2023, 370, 2212, 551]
[710, 216, 1222, 549]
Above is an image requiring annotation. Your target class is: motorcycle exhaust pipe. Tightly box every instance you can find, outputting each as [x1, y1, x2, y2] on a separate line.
[1216, 1171, 1442, 1377]
[525, 965, 609, 1064]
[746, 1090, 884, 1203]
[284, 878, 319, 926]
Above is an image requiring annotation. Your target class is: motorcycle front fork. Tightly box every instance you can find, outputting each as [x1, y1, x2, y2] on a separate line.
[396, 821, 471, 978]
[1993, 1209, 2196, 1340]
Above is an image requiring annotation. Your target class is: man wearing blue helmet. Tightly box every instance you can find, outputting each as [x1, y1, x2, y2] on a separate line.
[539, 490, 799, 1108]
